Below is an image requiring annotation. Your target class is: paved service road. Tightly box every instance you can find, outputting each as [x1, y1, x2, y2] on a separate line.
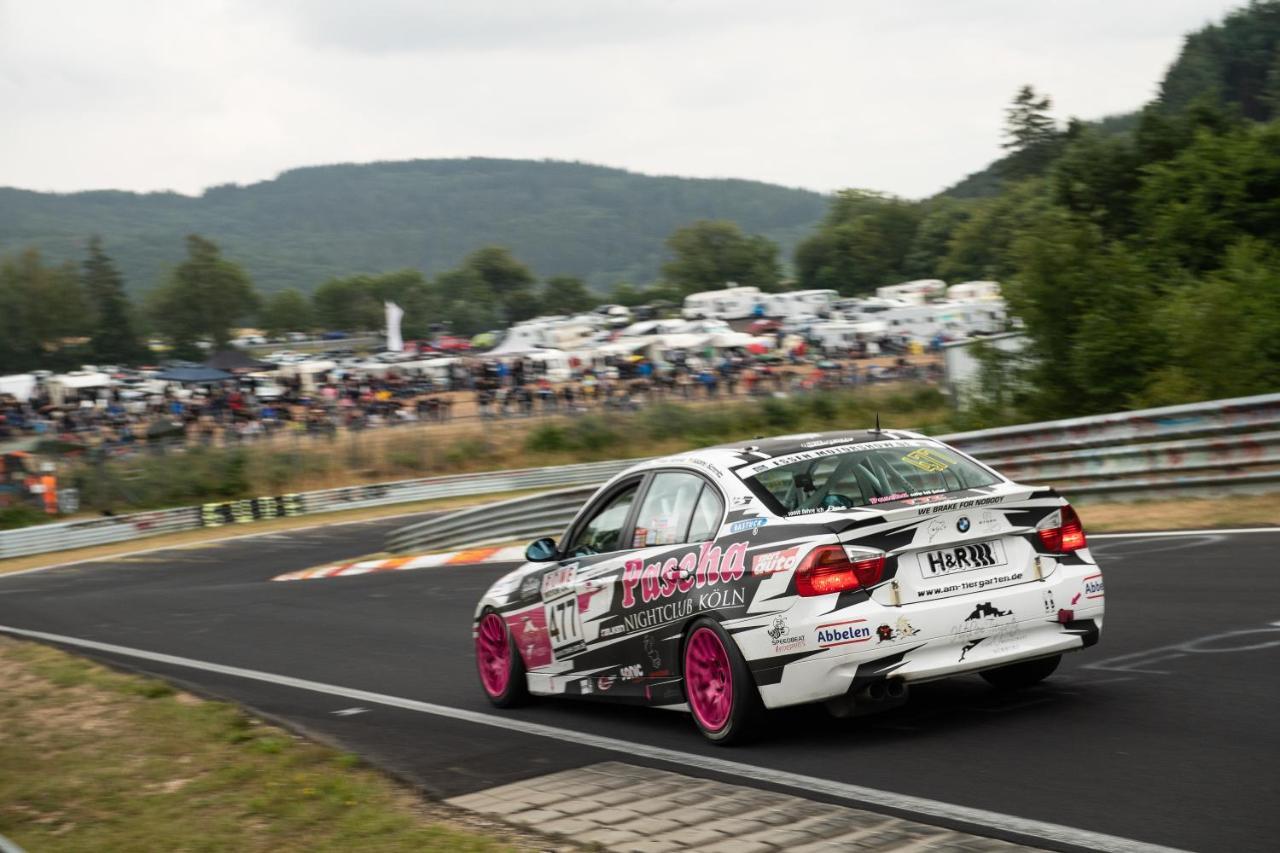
[2, 521, 1277, 853]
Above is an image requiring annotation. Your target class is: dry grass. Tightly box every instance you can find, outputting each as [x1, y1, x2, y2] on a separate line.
[0, 636, 578, 852]
[1079, 492, 1280, 532]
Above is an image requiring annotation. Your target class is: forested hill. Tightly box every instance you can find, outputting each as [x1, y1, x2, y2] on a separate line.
[939, 0, 1280, 198]
[0, 158, 828, 294]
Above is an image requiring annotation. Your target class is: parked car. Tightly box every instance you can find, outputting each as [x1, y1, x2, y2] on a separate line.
[473, 429, 1105, 743]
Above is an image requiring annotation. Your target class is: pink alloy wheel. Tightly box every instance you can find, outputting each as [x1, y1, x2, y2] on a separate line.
[476, 612, 512, 697]
[685, 627, 733, 731]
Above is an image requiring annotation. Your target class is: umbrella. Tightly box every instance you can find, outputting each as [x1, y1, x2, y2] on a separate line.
[152, 366, 235, 384]
[204, 350, 271, 372]
[747, 341, 769, 355]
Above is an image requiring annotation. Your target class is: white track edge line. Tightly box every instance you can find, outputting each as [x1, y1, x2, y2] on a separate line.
[0, 623, 1190, 853]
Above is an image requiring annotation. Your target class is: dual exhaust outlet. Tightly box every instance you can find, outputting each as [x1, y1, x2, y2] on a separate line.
[826, 677, 909, 718]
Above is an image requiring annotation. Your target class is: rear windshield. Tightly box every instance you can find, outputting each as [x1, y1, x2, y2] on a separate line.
[736, 440, 1000, 515]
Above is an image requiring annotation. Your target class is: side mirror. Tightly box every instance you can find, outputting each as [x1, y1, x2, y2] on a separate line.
[524, 537, 559, 562]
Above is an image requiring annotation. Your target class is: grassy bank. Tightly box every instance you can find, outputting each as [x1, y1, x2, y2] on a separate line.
[69, 384, 959, 515]
[0, 636, 559, 852]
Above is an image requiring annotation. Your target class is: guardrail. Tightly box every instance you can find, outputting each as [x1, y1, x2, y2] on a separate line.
[385, 392, 1280, 555]
[3, 392, 1277, 562]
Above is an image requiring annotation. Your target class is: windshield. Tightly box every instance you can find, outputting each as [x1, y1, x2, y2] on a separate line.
[738, 440, 1000, 515]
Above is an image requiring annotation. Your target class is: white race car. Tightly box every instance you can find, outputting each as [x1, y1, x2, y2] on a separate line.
[473, 429, 1105, 744]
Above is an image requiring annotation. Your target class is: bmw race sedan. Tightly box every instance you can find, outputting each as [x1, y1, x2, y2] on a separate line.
[472, 429, 1105, 744]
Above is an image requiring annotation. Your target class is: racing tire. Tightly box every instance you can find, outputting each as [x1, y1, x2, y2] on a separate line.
[682, 618, 764, 745]
[980, 654, 1061, 690]
[475, 609, 530, 707]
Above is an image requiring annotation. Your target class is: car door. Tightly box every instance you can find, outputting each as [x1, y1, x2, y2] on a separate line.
[532, 476, 646, 673]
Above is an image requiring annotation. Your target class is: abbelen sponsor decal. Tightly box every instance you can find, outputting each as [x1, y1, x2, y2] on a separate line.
[766, 615, 805, 653]
[621, 541, 748, 608]
[751, 546, 800, 576]
[816, 618, 872, 648]
[1084, 573, 1105, 599]
[729, 517, 768, 534]
[619, 663, 644, 680]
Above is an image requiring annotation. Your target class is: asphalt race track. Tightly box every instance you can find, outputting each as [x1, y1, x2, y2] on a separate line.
[2, 519, 1278, 853]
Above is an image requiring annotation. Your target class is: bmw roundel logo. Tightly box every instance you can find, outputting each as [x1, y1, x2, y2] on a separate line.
[957, 517, 971, 533]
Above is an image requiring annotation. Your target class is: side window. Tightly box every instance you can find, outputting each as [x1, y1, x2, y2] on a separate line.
[631, 472, 705, 548]
[686, 486, 724, 543]
[568, 483, 639, 557]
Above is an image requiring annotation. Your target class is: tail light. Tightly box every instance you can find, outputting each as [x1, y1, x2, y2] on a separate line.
[796, 545, 885, 596]
[1037, 504, 1087, 553]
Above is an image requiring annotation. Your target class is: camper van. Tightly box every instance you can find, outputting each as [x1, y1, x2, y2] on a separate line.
[762, 289, 837, 319]
[875, 279, 947, 305]
[947, 281, 1002, 301]
[841, 299, 1008, 343]
[681, 285, 764, 320]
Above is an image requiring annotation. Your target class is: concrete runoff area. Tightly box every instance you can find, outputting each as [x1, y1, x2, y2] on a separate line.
[450, 761, 1042, 852]
[0, 521, 1276, 852]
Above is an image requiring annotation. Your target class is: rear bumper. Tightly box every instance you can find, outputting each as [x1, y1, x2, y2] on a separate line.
[754, 562, 1104, 710]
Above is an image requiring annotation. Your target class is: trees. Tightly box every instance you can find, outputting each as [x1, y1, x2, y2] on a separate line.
[793, 191, 923, 294]
[1000, 85, 1062, 180]
[148, 235, 258, 357]
[0, 250, 90, 372]
[661, 220, 781, 294]
[259, 289, 315, 338]
[542, 276, 596, 314]
[82, 237, 144, 364]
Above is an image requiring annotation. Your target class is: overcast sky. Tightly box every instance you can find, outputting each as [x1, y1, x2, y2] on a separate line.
[0, 0, 1245, 199]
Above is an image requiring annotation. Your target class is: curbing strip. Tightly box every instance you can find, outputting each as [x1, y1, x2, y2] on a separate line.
[271, 545, 526, 581]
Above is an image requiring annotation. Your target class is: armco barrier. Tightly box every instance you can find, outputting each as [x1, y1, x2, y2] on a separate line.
[384, 392, 1280, 555]
[3, 393, 1278, 561]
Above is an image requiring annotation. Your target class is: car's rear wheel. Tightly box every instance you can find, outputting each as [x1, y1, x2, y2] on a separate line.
[475, 610, 529, 707]
[980, 654, 1061, 689]
[683, 618, 764, 745]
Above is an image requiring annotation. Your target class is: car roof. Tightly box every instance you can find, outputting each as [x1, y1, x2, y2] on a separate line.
[618, 428, 938, 480]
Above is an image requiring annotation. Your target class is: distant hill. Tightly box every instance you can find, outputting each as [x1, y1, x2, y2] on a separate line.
[0, 158, 829, 294]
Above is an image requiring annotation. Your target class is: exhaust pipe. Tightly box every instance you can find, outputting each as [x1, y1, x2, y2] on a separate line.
[825, 678, 909, 718]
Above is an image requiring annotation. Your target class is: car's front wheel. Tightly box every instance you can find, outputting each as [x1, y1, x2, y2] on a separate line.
[980, 654, 1061, 689]
[475, 610, 529, 707]
[683, 618, 764, 745]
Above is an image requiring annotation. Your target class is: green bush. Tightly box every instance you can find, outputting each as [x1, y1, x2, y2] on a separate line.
[0, 503, 46, 530]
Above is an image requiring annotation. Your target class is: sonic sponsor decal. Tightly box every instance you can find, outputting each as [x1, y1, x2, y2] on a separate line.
[816, 618, 872, 648]
[751, 546, 800, 576]
[729, 517, 769, 534]
[766, 615, 806, 654]
[620, 541, 748, 608]
[1084, 573, 1105, 599]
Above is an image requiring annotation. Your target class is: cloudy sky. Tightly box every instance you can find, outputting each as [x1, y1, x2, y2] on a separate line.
[0, 0, 1244, 199]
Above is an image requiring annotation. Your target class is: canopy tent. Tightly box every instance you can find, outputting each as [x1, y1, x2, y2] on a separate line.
[152, 366, 235, 384]
[204, 350, 271, 372]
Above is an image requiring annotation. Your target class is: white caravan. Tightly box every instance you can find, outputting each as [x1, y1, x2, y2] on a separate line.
[762, 289, 838, 319]
[947, 281, 1002, 301]
[681, 285, 765, 320]
[875, 279, 947, 304]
